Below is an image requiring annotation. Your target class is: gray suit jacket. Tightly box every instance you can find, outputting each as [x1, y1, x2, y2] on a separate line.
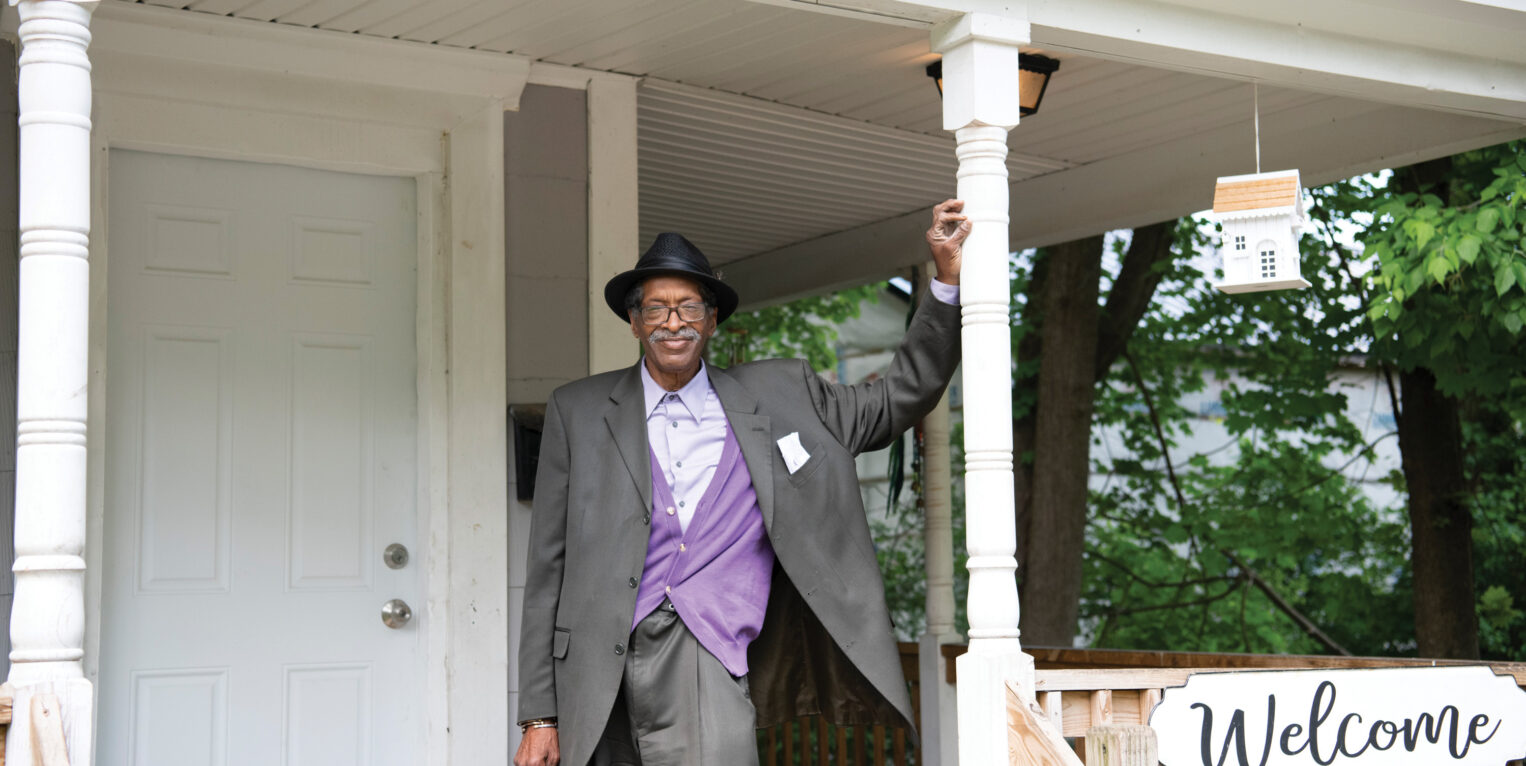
[518, 294, 961, 765]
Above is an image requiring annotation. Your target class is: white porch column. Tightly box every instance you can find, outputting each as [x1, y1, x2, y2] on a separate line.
[587, 76, 639, 374]
[918, 385, 959, 766]
[931, 12, 1036, 764]
[7, 0, 99, 763]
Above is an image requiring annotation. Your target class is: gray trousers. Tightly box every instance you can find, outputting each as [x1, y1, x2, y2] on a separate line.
[591, 601, 759, 766]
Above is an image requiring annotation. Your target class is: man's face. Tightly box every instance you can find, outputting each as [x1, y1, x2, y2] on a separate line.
[630, 276, 716, 382]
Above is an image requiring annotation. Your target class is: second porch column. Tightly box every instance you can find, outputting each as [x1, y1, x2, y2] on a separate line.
[930, 12, 1034, 764]
[7, 0, 99, 763]
[918, 387, 959, 766]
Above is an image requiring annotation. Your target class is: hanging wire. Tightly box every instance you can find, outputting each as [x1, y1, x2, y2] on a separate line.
[1253, 82, 1262, 174]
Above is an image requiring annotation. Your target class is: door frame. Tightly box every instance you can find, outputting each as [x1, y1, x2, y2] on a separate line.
[76, 4, 527, 763]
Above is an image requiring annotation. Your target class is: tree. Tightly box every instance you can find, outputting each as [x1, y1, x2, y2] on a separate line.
[1082, 220, 1408, 654]
[1071, 141, 1526, 659]
[706, 284, 879, 370]
[1358, 142, 1526, 658]
[1013, 222, 1179, 646]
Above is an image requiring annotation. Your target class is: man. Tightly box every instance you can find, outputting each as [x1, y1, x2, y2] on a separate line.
[515, 201, 970, 766]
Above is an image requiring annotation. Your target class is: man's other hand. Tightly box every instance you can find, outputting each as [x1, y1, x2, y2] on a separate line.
[514, 727, 561, 766]
[926, 199, 970, 286]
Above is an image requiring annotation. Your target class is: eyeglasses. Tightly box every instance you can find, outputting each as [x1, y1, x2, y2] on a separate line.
[636, 303, 710, 325]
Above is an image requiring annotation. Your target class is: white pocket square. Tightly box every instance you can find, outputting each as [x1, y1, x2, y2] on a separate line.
[777, 432, 811, 474]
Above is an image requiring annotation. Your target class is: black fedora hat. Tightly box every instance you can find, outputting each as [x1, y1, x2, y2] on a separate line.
[603, 233, 740, 324]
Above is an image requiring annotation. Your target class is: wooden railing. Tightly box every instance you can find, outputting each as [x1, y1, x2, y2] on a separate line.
[758, 643, 1526, 765]
[758, 719, 915, 766]
[757, 644, 924, 765]
[1023, 648, 1526, 765]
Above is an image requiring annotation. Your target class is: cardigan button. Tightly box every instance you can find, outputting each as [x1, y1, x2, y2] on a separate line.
[628, 577, 638, 588]
[666, 506, 675, 516]
[614, 643, 625, 655]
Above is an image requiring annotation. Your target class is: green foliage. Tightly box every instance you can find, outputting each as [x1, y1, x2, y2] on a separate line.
[860, 144, 1526, 662]
[1068, 142, 1526, 660]
[1466, 406, 1526, 659]
[1362, 142, 1526, 396]
[706, 284, 880, 371]
[1080, 205, 1416, 655]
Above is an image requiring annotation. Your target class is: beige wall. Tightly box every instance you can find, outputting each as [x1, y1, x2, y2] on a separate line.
[505, 84, 590, 406]
[0, 40, 17, 681]
[504, 83, 590, 743]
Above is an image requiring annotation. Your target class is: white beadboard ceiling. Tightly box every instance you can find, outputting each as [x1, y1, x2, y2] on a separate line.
[114, 0, 1523, 278]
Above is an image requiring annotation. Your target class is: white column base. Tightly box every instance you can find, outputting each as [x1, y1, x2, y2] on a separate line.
[5, 678, 94, 765]
[919, 631, 962, 766]
[956, 640, 1035, 764]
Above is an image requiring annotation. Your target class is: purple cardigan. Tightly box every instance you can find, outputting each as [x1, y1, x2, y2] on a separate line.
[631, 424, 775, 676]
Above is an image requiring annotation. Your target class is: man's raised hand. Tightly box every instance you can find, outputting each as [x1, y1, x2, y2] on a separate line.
[926, 199, 969, 286]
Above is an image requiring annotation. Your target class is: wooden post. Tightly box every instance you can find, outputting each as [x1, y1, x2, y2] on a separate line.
[933, 11, 1045, 763]
[586, 76, 639, 374]
[919, 386, 960, 766]
[7, 2, 99, 763]
[29, 694, 70, 766]
[1085, 725, 1158, 766]
[1007, 681, 1085, 766]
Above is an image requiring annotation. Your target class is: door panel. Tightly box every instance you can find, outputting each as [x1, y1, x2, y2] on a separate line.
[101, 151, 421, 766]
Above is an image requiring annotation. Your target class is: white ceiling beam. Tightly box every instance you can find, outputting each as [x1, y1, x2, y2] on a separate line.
[725, 100, 1526, 309]
[744, 0, 1526, 122]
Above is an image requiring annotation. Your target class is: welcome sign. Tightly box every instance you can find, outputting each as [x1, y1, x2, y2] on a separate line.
[1150, 666, 1526, 766]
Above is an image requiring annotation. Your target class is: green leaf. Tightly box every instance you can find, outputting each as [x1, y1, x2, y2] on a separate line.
[1498, 262, 1519, 296]
[1405, 268, 1426, 295]
[1476, 207, 1500, 233]
[1457, 235, 1482, 265]
[1410, 220, 1437, 250]
[1503, 311, 1524, 335]
[1428, 256, 1450, 285]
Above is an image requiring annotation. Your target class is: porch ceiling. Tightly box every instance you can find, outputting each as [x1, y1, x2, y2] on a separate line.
[115, 0, 1526, 303]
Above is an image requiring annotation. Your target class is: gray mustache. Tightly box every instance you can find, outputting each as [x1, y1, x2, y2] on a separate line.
[649, 327, 701, 342]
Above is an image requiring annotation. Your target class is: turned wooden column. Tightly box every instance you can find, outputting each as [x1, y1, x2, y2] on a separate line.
[7, 0, 99, 762]
[931, 11, 1036, 764]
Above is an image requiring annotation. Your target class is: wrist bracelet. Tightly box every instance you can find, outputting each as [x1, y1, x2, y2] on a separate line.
[520, 718, 558, 732]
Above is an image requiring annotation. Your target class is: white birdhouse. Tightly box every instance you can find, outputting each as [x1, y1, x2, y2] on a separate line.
[1212, 169, 1312, 293]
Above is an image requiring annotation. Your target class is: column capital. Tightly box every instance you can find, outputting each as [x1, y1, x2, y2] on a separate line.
[9, 0, 99, 7]
[930, 11, 1029, 54]
[931, 12, 1030, 132]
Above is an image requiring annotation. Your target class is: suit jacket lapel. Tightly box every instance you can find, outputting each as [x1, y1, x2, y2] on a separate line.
[605, 363, 653, 513]
[709, 367, 776, 530]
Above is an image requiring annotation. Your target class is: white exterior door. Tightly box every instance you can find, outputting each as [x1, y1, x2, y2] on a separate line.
[99, 150, 422, 766]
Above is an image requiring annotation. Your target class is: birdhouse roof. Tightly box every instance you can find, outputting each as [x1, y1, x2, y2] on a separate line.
[1213, 170, 1303, 215]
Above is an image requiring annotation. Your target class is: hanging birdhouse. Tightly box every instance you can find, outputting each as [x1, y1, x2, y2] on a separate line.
[1212, 169, 1312, 294]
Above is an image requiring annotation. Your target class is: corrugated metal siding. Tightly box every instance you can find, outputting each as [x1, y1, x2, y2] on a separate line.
[637, 80, 1072, 264]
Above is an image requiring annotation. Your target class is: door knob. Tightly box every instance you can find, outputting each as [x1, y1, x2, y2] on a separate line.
[383, 543, 409, 569]
[381, 598, 412, 629]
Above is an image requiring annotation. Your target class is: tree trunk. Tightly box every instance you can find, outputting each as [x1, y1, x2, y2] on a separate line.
[1397, 366, 1479, 659]
[1020, 235, 1103, 645]
[1014, 223, 1176, 643]
[1013, 253, 1049, 597]
[1095, 221, 1176, 375]
[1390, 155, 1479, 659]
